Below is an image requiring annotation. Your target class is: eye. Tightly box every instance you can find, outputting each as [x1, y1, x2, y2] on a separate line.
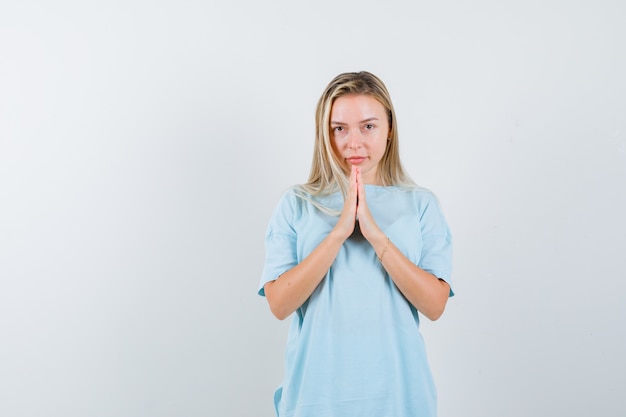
[333, 126, 345, 133]
[365, 124, 374, 130]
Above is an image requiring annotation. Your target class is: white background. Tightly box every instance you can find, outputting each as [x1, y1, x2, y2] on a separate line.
[1, 1, 625, 416]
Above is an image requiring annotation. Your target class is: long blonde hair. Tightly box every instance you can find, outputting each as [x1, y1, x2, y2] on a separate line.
[298, 71, 414, 203]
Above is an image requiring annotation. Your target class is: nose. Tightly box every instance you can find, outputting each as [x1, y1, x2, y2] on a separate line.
[347, 130, 364, 149]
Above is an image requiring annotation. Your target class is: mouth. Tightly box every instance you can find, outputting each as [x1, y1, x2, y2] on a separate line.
[346, 157, 367, 165]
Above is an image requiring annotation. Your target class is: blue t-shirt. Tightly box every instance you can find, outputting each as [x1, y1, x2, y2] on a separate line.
[259, 185, 453, 417]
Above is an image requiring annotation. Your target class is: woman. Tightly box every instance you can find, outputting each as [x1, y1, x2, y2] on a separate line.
[258, 71, 454, 417]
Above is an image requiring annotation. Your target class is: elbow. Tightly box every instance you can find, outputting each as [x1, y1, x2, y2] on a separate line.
[423, 294, 449, 321]
[425, 280, 451, 321]
[264, 282, 292, 321]
[424, 306, 445, 321]
[268, 302, 291, 321]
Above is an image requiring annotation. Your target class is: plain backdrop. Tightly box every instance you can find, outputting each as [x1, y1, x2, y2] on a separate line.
[1, 1, 625, 416]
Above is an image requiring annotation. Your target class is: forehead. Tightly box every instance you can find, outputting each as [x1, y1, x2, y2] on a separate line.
[330, 94, 386, 118]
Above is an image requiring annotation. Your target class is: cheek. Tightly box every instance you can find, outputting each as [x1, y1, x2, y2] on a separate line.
[373, 138, 388, 154]
[331, 137, 343, 153]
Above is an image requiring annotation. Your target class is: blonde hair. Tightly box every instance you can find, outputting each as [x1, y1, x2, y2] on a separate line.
[297, 71, 414, 204]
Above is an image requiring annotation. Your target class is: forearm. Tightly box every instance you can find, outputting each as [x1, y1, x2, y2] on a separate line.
[372, 234, 450, 321]
[264, 230, 345, 320]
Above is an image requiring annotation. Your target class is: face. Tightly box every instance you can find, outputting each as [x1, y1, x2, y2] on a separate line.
[330, 94, 390, 184]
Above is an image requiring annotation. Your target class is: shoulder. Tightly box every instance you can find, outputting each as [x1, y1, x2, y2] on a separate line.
[270, 184, 317, 219]
[390, 185, 447, 222]
[404, 187, 450, 232]
[399, 184, 437, 197]
[264, 186, 302, 237]
[409, 186, 441, 206]
[275, 184, 314, 208]
[279, 184, 343, 215]
[379, 185, 441, 205]
[270, 185, 301, 215]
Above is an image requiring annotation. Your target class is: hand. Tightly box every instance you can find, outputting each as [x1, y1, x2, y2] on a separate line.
[354, 168, 385, 243]
[333, 165, 359, 240]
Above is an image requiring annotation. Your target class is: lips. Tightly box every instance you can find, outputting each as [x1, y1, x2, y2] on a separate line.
[346, 157, 367, 165]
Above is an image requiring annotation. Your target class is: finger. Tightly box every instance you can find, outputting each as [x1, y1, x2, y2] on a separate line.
[350, 167, 358, 199]
[356, 169, 365, 199]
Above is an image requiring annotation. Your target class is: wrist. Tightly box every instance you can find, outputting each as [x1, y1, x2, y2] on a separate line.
[368, 230, 388, 248]
[376, 236, 391, 263]
[328, 227, 351, 244]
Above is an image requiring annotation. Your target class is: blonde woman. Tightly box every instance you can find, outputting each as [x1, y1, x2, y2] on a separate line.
[259, 71, 454, 417]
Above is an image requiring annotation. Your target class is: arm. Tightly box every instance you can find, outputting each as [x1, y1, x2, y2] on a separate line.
[356, 171, 451, 321]
[370, 233, 450, 321]
[264, 230, 345, 320]
[264, 167, 360, 320]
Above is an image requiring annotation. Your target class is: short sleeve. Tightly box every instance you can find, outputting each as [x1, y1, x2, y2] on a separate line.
[417, 192, 454, 297]
[258, 190, 299, 297]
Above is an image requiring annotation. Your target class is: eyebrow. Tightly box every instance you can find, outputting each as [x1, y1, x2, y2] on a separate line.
[330, 117, 380, 125]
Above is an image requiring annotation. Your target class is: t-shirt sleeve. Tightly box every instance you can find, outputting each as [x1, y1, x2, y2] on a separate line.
[258, 190, 299, 297]
[418, 192, 454, 297]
